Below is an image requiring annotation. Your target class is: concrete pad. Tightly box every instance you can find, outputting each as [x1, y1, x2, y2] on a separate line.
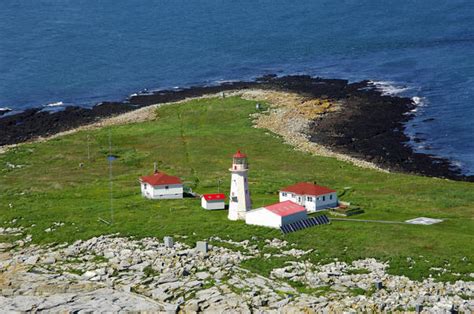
[405, 217, 443, 225]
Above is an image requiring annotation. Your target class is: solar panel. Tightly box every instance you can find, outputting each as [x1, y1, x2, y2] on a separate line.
[280, 214, 330, 234]
[293, 223, 301, 231]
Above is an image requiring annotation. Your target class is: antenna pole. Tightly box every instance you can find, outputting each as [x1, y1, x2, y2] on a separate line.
[108, 130, 114, 225]
[87, 134, 91, 161]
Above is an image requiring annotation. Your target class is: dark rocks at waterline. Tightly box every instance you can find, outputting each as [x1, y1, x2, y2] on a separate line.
[0, 75, 472, 182]
[0, 102, 135, 146]
[305, 82, 473, 182]
[0, 82, 259, 147]
[0, 108, 12, 116]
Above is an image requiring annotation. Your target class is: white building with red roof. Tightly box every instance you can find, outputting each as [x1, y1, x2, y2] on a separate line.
[279, 182, 338, 212]
[201, 193, 226, 210]
[245, 200, 307, 228]
[140, 171, 183, 199]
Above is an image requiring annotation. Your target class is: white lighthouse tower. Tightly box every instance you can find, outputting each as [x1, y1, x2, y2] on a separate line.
[228, 150, 252, 220]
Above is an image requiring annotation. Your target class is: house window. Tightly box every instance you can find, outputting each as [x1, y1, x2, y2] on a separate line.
[165, 186, 169, 189]
[144, 184, 147, 188]
[323, 196, 326, 201]
[307, 196, 312, 202]
[282, 192, 287, 197]
[330, 195, 333, 200]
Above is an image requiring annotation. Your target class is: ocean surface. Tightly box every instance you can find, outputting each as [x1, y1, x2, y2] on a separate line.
[1, 0, 473, 174]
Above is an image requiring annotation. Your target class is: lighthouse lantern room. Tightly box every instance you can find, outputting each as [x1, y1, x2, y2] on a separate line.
[228, 150, 252, 220]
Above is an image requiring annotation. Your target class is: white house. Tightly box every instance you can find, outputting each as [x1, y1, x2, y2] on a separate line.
[140, 171, 183, 199]
[228, 150, 252, 220]
[245, 200, 308, 229]
[201, 193, 226, 210]
[279, 182, 338, 212]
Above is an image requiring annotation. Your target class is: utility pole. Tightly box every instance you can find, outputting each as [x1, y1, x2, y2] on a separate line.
[108, 131, 114, 225]
[217, 178, 222, 193]
[87, 134, 91, 161]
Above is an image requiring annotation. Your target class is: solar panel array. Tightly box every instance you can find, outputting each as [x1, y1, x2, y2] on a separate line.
[280, 215, 330, 234]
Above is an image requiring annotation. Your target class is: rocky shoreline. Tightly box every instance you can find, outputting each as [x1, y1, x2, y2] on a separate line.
[1, 230, 472, 313]
[1, 75, 472, 181]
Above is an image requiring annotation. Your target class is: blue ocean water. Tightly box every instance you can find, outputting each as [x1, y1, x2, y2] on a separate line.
[1, 0, 473, 174]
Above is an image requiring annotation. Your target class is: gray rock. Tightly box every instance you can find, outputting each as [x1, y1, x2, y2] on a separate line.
[164, 236, 174, 248]
[42, 256, 56, 265]
[196, 241, 208, 253]
[0, 242, 14, 252]
[82, 270, 97, 279]
[185, 281, 203, 288]
[151, 288, 172, 301]
[183, 300, 200, 312]
[195, 272, 210, 280]
[213, 271, 225, 280]
[24, 255, 39, 265]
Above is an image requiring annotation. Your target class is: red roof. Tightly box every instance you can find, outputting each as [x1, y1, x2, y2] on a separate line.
[140, 172, 182, 186]
[263, 200, 306, 217]
[280, 182, 336, 196]
[233, 150, 247, 158]
[202, 193, 226, 201]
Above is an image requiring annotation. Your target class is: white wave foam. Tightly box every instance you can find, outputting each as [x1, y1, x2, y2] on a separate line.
[368, 80, 410, 96]
[0, 107, 12, 112]
[45, 101, 64, 107]
[411, 96, 427, 106]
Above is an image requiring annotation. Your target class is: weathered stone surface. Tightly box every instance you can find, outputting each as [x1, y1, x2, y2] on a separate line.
[0, 234, 472, 313]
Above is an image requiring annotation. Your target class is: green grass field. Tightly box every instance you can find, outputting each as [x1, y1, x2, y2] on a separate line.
[1, 97, 473, 281]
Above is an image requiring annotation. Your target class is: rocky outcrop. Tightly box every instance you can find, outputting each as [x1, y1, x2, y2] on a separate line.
[0, 233, 472, 313]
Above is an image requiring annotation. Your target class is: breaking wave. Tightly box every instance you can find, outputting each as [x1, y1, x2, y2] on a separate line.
[45, 101, 64, 107]
[368, 80, 412, 96]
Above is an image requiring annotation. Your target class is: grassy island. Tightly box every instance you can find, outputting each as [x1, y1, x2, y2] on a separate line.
[1, 96, 473, 281]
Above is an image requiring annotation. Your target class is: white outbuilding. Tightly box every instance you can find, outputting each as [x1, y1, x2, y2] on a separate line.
[279, 182, 338, 212]
[245, 200, 308, 229]
[140, 171, 183, 199]
[201, 193, 226, 210]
